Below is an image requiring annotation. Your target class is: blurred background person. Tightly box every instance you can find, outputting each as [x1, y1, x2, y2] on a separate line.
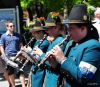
[0, 21, 25, 87]
[93, 7, 100, 41]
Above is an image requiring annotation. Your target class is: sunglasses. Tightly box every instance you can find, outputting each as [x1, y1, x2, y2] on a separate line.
[9, 25, 14, 28]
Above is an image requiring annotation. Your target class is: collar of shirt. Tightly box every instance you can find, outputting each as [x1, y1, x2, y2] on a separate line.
[6, 31, 14, 36]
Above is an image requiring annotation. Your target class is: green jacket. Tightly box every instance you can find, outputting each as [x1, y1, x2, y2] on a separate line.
[41, 35, 66, 87]
[61, 39, 100, 87]
[32, 39, 49, 87]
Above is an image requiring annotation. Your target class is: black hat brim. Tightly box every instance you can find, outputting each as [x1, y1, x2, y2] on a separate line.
[30, 26, 46, 32]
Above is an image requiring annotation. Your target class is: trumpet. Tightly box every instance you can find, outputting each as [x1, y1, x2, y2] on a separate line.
[26, 34, 48, 87]
[18, 50, 39, 71]
[8, 37, 35, 71]
[33, 35, 70, 74]
[13, 36, 35, 61]
[18, 34, 47, 71]
[26, 37, 35, 47]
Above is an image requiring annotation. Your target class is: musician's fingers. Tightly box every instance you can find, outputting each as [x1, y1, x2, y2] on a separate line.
[47, 56, 58, 68]
[53, 45, 61, 51]
[51, 49, 55, 54]
[51, 50, 57, 57]
[33, 49, 43, 56]
[33, 47, 36, 51]
[33, 48, 39, 52]
[32, 50, 36, 54]
[21, 46, 27, 51]
[32, 50, 37, 55]
[21, 46, 24, 50]
[48, 55, 54, 62]
[52, 46, 61, 54]
[33, 46, 39, 51]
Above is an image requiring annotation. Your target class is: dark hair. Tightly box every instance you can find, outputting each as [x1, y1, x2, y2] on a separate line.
[5, 21, 14, 27]
[87, 24, 99, 41]
[75, 22, 99, 41]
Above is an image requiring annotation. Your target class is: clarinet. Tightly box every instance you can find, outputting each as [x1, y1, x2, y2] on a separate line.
[33, 35, 70, 74]
[19, 34, 47, 71]
[26, 37, 35, 47]
[13, 37, 35, 61]
[26, 34, 48, 87]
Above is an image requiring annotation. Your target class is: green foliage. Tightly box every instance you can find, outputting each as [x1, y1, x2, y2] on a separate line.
[21, 0, 100, 37]
[65, 0, 79, 13]
[21, 0, 34, 10]
[20, 0, 100, 18]
[88, 0, 100, 7]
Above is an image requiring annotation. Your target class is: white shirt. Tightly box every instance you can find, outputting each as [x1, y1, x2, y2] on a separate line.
[93, 20, 100, 41]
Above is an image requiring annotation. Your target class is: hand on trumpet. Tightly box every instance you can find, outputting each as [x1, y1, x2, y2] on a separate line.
[47, 54, 58, 68]
[48, 45, 66, 67]
[21, 46, 32, 53]
[32, 46, 43, 56]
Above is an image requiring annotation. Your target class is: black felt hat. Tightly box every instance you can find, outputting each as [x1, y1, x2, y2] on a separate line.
[67, 4, 88, 23]
[45, 12, 61, 27]
[30, 17, 46, 32]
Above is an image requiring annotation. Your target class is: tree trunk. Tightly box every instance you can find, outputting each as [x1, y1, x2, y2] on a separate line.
[64, 3, 68, 19]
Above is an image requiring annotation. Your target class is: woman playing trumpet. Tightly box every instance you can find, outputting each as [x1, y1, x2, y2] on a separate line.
[47, 5, 100, 87]
[32, 12, 67, 87]
[29, 17, 49, 87]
